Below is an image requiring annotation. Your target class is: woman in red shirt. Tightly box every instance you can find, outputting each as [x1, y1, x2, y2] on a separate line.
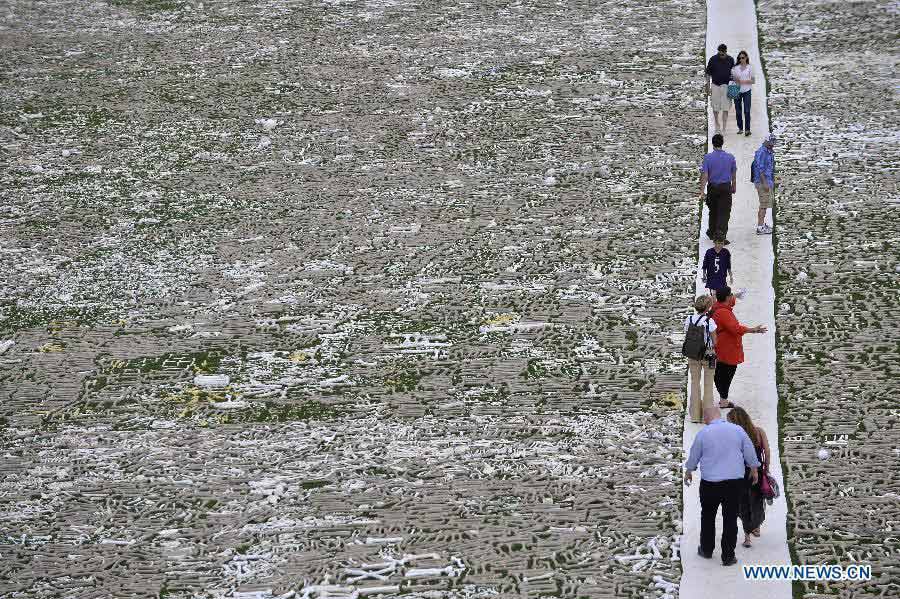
[710, 286, 767, 408]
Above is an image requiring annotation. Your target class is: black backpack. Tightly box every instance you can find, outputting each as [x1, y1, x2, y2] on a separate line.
[682, 314, 711, 360]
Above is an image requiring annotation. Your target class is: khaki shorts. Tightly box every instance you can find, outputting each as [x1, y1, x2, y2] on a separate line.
[756, 183, 773, 210]
[710, 83, 731, 112]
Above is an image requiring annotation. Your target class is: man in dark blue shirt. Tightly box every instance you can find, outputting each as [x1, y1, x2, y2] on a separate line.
[705, 44, 735, 134]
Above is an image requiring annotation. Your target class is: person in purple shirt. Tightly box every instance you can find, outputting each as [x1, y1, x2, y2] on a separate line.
[699, 133, 737, 243]
[701, 233, 733, 295]
[685, 406, 761, 566]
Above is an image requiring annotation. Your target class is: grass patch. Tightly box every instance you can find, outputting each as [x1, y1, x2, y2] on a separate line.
[0, 303, 111, 336]
[108, 0, 185, 12]
[223, 400, 340, 424]
[625, 329, 638, 351]
[98, 349, 225, 376]
[521, 359, 547, 380]
[38, 349, 232, 426]
[360, 311, 444, 335]
[384, 368, 422, 392]
[46, 390, 340, 427]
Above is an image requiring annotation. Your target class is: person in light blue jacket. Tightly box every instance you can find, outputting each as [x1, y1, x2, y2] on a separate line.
[751, 135, 776, 235]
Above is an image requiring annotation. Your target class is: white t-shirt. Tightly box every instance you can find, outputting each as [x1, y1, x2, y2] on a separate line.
[684, 313, 717, 348]
[731, 64, 753, 92]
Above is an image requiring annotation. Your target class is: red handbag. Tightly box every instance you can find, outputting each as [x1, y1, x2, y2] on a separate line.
[759, 465, 773, 497]
[758, 460, 779, 500]
[756, 439, 779, 501]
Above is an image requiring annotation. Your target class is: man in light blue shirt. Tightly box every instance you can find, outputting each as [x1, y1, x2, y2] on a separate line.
[751, 134, 777, 234]
[685, 406, 760, 566]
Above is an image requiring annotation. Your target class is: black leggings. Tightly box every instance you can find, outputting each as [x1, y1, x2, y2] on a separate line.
[714, 362, 738, 400]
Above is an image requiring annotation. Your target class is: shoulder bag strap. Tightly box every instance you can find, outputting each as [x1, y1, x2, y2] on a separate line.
[755, 428, 767, 466]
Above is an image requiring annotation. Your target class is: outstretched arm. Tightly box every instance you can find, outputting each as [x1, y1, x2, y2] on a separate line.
[716, 311, 749, 336]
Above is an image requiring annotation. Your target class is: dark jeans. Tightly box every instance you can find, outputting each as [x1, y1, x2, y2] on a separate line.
[700, 478, 745, 563]
[734, 90, 751, 131]
[706, 183, 733, 239]
[714, 361, 738, 400]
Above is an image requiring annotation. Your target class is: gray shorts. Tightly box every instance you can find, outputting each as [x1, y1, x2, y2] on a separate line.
[710, 84, 731, 112]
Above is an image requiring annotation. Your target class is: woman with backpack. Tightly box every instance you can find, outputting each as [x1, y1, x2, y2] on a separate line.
[727, 407, 771, 547]
[683, 295, 717, 423]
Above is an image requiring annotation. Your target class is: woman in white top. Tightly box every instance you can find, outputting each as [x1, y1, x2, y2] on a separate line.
[684, 295, 718, 423]
[731, 51, 755, 136]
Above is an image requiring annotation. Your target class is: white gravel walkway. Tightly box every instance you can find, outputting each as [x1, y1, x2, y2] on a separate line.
[680, 0, 792, 596]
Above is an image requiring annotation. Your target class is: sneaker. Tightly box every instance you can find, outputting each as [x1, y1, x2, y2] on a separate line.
[722, 556, 738, 566]
[737, 129, 743, 135]
[745, 130, 751, 137]
[757, 224, 773, 235]
[698, 546, 713, 559]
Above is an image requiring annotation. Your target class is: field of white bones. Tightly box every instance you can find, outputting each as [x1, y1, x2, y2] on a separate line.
[0, 1, 897, 598]
[759, 1, 899, 597]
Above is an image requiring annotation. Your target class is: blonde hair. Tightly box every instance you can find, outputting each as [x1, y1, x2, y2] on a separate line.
[694, 295, 713, 313]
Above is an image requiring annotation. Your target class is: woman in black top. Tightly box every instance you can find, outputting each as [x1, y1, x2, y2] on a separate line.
[727, 407, 771, 547]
